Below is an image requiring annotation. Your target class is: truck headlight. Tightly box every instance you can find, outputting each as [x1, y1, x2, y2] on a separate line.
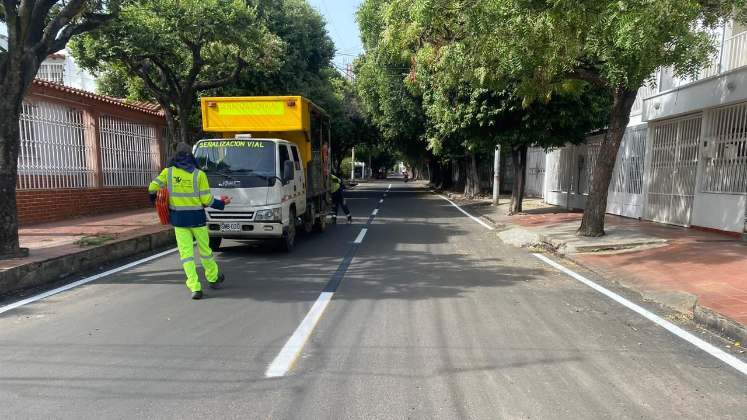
[255, 208, 281, 222]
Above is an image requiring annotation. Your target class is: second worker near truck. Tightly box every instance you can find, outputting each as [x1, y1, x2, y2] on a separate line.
[330, 174, 353, 225]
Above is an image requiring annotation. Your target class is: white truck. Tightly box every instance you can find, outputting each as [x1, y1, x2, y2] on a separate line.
[194, 96, 332, 252]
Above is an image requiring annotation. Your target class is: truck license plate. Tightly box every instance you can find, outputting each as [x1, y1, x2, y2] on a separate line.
[220, 222, 241, 232]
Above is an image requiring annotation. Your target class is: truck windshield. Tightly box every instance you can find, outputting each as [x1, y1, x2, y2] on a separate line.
[194, 140, 276, 177]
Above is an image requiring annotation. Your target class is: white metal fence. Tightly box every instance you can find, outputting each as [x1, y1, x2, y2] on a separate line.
[607, 126, 648, 218]
[702, 102, 747, 193]
[17, 99, 93, 189]
[36, 62, 65, 85]
[645, 115, 702, 226]
[100, 115, 160, 187]
[701, 30, 747, 79]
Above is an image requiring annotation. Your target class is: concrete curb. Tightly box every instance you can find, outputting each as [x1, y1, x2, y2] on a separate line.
[693, 301, 747, 345]
[0, 229, 175, 299]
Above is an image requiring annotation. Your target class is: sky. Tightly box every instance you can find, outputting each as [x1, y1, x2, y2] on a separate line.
[307, 0, 365, 75]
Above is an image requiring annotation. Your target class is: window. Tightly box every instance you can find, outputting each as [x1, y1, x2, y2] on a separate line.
[290, 146, 301, 170]
[279, 144, 291, 172]
[37, 62, 65, 85]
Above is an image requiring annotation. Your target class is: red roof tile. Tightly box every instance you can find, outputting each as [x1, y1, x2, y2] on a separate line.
[31, 78, 164, 116]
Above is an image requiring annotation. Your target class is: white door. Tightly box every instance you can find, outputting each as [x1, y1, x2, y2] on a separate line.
[645, 115, 702, 226]
[607, 126, 648, 219]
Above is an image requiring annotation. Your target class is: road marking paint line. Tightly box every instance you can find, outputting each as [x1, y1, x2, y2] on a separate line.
[354, 229, 368, 244]
[0, 247, 181, 315]
[435, 193, 495, 230]
[379, 199, 384, 204]
[383, 194, 387, 197]
[372, 209, 378, 216]
[266, 291, 334, 378]
[388, 184, 391, 189]
[533, 253, 747, 376]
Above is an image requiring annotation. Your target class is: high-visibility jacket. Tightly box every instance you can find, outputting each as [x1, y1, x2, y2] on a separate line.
[149, 165, 225, 228]
[331, 175, 343, 194]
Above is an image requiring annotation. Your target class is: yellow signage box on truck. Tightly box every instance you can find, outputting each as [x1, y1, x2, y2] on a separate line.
[201, 96, 329, 165]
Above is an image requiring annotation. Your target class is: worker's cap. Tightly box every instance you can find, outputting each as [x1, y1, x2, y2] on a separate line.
[175, 142, 192, 155]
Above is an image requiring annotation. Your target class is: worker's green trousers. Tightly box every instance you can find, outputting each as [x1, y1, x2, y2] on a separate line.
[175, 226, 219, 292]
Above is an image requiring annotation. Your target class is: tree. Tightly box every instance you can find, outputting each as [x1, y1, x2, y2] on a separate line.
[71, 0, 278, 146]
[378, 0, 746, 236]
[0, 0, 125, 258]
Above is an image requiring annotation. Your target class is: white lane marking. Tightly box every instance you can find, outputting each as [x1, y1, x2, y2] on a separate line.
[435, 194, 494, 230]
[379, 199, 384, 204]
[266, 291, 334, 378]
[533, 253, 747, 376]
[388, 184, 392, 189]
[354, 229, 368, 244]
[0, 247, 181, 315]
[383, 194, 387, 197]
[372, 209, 379, 216]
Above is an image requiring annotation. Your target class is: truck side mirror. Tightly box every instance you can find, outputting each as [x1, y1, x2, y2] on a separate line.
[283, 160, 295, 183]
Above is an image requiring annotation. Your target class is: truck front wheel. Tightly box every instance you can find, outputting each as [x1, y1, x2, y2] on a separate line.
[209, 237, 222, 251]
[279, 209, 296, 252]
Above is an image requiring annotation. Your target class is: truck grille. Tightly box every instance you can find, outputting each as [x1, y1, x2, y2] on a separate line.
[208, 211, 254, 221]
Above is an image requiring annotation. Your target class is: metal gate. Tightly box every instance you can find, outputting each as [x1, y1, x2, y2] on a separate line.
[645, 116, 702, 226]
[525, 147, 546, 197]
[607, 126, 648, 218]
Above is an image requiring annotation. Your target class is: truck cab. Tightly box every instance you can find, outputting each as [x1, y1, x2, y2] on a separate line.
[197, 96, 332, 252]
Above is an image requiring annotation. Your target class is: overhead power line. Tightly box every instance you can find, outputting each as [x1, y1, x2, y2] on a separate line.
[320, 0, 347, 52]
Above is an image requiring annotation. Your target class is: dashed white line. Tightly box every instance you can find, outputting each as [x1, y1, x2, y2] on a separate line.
[0, 247, 181, 315]
[266, 291, 334, 378]
[372, 209, 379, 216]
[354, 229, 368, 243]
[533, 253, 747, 376]
[388, 184, 392, 189]
[379, 199, 384, 204]
[435, 193, 494, 230]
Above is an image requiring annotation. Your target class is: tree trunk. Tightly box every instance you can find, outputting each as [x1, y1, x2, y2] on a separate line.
[176, 103, 194, 144]
[464, 151, 480, 199]
[430, 162, 441, 186]
[0, 99, 26, 258]
[441, 161, 453, 190]
[508, 146, 528, 215]
[576, 88, 638, 237]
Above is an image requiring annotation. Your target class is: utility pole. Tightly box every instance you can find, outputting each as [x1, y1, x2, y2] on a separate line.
[351, 147, 355, 182]
[493, 145, 501, 206]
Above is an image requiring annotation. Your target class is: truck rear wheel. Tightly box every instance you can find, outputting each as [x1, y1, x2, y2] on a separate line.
[302, 205, 314, 234]
[279, 209, 296, 252]
[209, 237, 222, 251]
[313, 200, 327, 233]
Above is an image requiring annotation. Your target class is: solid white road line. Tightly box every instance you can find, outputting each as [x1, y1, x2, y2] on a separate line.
[372, 209, 379, 216]
[266, 291, 334, 378]
[435, 194, 495, 230]
[533, 253, 747, 376]
[0, 247, 181, 315]
[354, 229, 368, 244]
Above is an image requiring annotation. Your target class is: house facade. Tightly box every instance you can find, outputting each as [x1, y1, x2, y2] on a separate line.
[536, 18, 747, 237]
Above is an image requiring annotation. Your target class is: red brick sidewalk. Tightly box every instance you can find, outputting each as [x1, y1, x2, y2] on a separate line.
[494, 206, 747, 336]
[0, 208, 169, 272]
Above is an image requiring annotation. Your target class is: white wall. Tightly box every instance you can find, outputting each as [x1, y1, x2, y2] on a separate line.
[691, 192, 746, 232]
[643, 67, 747, 122]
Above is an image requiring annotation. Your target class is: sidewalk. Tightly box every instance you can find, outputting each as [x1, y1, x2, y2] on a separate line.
[0, 208, 174, 298]
[448, 192, 747, 343]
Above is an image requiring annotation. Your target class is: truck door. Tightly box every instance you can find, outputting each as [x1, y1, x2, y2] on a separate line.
[290, 145, 306, 209]
[279, 144, 296, 220]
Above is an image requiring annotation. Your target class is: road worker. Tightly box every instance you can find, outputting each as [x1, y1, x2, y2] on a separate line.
[330, 174, 352, 225]
[149, 142, 231, 300]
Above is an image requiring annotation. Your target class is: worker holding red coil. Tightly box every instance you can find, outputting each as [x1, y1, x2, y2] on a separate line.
[150, 142, 231, 300]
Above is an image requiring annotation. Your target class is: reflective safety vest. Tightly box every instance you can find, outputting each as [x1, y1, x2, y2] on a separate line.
[331, 175, 342, 194]
[149, 167, 215, 227]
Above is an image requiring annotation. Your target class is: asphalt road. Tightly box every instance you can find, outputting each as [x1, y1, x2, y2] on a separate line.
[2, 179, 746, 419]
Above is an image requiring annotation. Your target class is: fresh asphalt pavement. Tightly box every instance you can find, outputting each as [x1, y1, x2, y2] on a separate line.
[1, 179, 746, 419]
